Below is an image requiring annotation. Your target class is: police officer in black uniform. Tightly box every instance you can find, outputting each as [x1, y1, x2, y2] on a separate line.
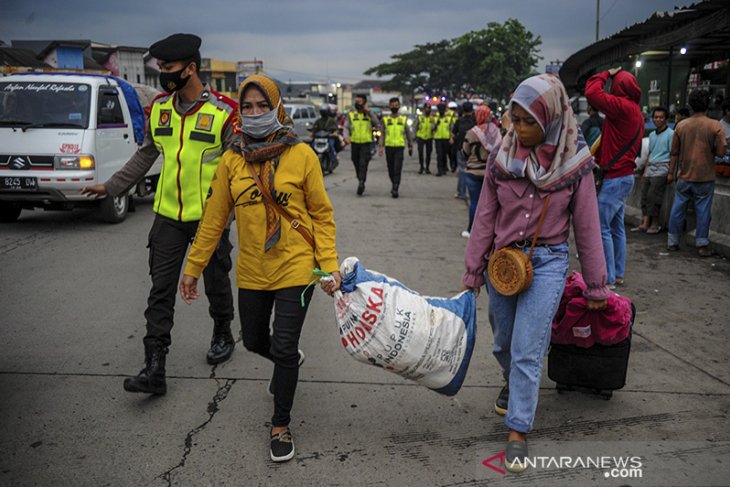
[82, 34, 236, 395]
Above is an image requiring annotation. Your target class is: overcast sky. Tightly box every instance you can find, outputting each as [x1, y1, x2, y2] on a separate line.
[1, 0, 684, 83]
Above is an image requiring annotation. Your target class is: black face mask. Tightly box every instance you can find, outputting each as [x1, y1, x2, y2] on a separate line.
[159, 65, 191, 92]
[355, 103, 364, 111]
[390, 107, 399, 114]
[320, 110, 329, 118]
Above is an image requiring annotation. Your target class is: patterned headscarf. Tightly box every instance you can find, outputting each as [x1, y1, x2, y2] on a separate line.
[494, 74, 594, 191]
[471, 105, 501, 154]
[234, 75, 301, 252]
[475, 105, 492, 127]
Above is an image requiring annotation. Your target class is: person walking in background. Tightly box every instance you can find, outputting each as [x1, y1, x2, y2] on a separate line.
[463, 74, 609, 473]
[311, 103, 339, 168]
[460, 104, 501, 238]
[82, 34, 237, 394]
[580, 104, 603, 148]
[500, 93, 514, 136]
[666, 89, 726, 256]
[631, 107, 673, 234]
[344, 94, 381, 195]
[720, 99, 730, 144]
[585, 66, 643, 289]
[414, 103, 435, 174]
[447, 101, 460, 172]
[452, 101, 476, 201]
[378, 97, 413, 198]
[675, 107, 690, 125]
[433, 102, 453, 176]
[180, 75, 341, 462]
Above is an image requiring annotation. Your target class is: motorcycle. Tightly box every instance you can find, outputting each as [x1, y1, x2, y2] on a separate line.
[370, 128, 382, 156]
[311, 130, 338, 175]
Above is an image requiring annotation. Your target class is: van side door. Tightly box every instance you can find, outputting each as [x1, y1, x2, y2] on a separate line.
[94, 86, 134, 184]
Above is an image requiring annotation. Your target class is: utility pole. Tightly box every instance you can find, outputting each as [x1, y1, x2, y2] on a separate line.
[596, 0, 600, 41]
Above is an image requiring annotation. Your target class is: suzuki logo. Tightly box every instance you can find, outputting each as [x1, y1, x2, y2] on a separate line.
[11, 156, 30, 170]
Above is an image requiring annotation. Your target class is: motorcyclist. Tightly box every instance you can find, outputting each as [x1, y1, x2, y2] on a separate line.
[311, 103, 338, 165]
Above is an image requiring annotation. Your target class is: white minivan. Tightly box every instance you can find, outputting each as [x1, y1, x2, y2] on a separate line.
[284, 102, 318, 142]
[0, 73, 161, 223]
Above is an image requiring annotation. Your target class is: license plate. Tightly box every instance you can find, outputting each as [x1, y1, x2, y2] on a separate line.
[1, 176, 38, 191]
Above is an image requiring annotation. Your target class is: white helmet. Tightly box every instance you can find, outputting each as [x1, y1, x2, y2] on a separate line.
[447, 101, 458, 109]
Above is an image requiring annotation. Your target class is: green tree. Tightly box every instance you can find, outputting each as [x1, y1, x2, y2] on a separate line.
[365, 40, 456, 95]
[365, 19, 542, 101]
[453, 19, 542, 99]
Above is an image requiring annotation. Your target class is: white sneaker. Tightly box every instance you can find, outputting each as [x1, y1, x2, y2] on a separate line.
[461, 230, 471, 238]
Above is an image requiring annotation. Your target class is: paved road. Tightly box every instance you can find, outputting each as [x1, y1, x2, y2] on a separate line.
[1, 151, 729, 486]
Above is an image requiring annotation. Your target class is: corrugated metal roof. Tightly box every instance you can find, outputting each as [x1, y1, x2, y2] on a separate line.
[0, 47, 51, 68]
[560, 0, 730, 89]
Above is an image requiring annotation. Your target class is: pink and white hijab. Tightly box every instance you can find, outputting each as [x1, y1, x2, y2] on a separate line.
[494, 74, 594, 191]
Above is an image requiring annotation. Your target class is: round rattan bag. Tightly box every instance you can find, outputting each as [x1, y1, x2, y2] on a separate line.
[487, 247, 534, 296]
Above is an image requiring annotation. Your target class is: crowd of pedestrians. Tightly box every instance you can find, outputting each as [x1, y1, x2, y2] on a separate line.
[82, 31, 729, 472]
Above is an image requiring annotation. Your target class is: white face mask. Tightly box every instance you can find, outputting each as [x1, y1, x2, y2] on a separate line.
[241, 101, 284, 139]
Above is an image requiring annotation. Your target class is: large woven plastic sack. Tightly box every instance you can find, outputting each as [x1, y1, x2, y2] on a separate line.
[333, 257, 476, 396]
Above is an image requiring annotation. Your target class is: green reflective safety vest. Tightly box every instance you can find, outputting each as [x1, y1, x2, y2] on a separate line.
[416, 114, 433, 140]
[149, 93, 234, 222]
[383, 114, 407, 147]
[434, 113, 452, 139]
[348, 111, 373, 143]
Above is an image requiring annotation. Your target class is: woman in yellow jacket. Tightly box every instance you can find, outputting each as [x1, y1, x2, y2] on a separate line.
[179, 75, 341, 463]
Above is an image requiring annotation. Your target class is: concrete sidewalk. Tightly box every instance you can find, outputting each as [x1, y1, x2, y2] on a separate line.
[1, 150, 728, 486]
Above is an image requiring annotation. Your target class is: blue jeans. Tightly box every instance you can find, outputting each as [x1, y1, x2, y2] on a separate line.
[456, 150, 467, 198]
[327, 138, 337, 164]
[597, 175, 634, 284]
[486, 243, 569, 433]
[667, 180, 715, 247]
[464, 173, 483, 231]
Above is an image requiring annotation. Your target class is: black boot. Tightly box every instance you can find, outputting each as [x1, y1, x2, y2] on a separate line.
[123, 343, 168, 395]
[391, 183, 399, 198]
[207, 321, 235, 365]
[357, 180, 365, 196]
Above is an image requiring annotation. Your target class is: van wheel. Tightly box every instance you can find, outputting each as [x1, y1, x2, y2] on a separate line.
[99, 194, 128, 223]
[0, 202, 22, 222]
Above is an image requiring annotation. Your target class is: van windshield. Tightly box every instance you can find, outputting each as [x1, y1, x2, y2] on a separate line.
[0, 82, 92, 129]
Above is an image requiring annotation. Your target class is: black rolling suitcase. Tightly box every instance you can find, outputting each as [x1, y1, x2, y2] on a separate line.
[547, 304, 635, 399]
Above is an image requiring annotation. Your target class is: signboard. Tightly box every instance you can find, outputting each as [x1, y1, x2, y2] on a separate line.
[236, 60, 264, 84]
[546, 62, 563, 74]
